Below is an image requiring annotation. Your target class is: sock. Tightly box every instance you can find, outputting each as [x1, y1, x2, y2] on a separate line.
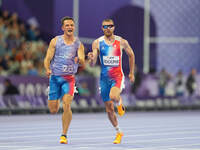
[115, 125, 121, 133]
[61, 134, 67, 138]
[116, 100, 121, 106]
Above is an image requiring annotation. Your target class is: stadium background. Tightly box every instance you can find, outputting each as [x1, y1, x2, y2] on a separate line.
[0, 0, 200, 114]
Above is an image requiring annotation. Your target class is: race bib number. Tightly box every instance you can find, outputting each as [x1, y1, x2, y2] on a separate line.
[103, 56, 119, 66]
[62, 64, 74, 73]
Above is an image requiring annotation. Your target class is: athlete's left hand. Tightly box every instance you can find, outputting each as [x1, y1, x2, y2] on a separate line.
[129, 73, 135, 83]
[74, 57, 79, 64]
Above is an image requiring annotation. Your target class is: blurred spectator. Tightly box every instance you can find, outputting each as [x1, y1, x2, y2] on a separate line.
[3, 78, 19, 95]
[131, 65, 142, 94]
[175, 70, 184, 97]
[0, 55, 9, 70]
[79, 59, 100, 77]
[1, 10, 10, 27]
[27, 25, 40, 41]
[19, 23, 27, 39]
[77, 82, 91, 97]
[186, 69, 197, 96]
[27, 63, 38, 76]
[158, 68, 171, 96]
[0, 66, 8, 76]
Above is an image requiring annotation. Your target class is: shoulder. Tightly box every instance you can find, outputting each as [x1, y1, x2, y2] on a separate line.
[51, 36, 59, 44]
[114, 35, 122, 41]
[48, 37, 58, 47]
[92, 36, 104, 45]
[74, 37, 84, 49]
[119, 37, 129, 45]
[75, 36, 80, 42]
[98, 36, 104, 42]
[114, 35, 128, 44]
[94, 36, 105, 44]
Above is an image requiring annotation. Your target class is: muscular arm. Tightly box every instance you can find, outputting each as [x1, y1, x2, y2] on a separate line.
[89, 39, 99, 66]
[121, 38, 135, 81]
[77, 43, 85, 68]
[44, 37, 56, 75]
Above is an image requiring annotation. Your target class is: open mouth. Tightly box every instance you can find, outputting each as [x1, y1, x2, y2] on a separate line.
[68, 29, 73, 32]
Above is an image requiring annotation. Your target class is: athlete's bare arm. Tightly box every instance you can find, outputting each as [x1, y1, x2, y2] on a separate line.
[77, 43, 85, 68]
[88, 39, 99, 66]
[44, 37, 56, 77]
[121, 38, 135, 82]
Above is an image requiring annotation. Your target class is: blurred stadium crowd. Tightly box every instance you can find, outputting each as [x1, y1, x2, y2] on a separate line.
[0, 10, 47, 76]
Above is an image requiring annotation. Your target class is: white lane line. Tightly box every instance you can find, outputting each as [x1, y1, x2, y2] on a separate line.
[1, 125, 200, 137]
[0, 123, 200, 132]
[0, 130, 200, 142]
[1, 136, 200, 149]
[1, 128, 200, 137]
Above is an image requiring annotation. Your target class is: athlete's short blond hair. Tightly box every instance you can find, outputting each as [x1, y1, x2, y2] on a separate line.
[102, 19, 114, 25]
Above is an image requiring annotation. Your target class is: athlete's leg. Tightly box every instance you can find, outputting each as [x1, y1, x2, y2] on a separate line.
[105, 100, 123, 144]
[105, 100, 118, 127]
[62, 94, 73, 135]
[48, 75, 60, 114]
[59, 75, 75, 143]
[109, 86, 120, 103]
[48, 100, 60, 114]
[110, 87, 125, 116]
[109, 86, 124, 144]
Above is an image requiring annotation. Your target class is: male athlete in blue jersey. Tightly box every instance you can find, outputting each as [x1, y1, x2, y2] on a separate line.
[88, 19, 135, 144]
[44, 16, 85, 144]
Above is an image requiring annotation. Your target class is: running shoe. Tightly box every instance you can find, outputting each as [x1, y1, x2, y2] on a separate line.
[113, 132, 124, 144]
[60, 135, 67, 144]
[117, 104, 125, 116]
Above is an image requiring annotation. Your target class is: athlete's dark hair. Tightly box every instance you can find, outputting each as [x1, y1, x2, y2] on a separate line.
[102, 19, 114, 25]
[61, 16, 74, 25]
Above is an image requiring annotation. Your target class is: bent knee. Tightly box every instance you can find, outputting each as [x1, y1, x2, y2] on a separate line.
[49, 108, 59, 114]
[109, 94, 119, 101]
[105, 104, 114, 113]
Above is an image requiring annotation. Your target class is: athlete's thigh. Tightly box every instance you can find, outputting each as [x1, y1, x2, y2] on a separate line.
[48, 75, 61, 100]
[110, 86, 121, 99]
[100, 77, 112, 102]
[110, 75, 124, 98]
[61, 75, 75, 101]
[111, 74, 124, 90]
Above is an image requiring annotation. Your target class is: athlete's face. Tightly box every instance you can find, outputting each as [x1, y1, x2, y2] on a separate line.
[62, 20, 75, 36]
[102, 21, 115, 37]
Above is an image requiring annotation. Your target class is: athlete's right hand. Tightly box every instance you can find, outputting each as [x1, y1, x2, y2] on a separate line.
[87, 52, 94, 60]
[129, 73, 135, 83]
[46, 69, 52, 78]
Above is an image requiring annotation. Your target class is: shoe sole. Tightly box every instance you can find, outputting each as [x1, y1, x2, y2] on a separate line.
[60, 141, 67, 144]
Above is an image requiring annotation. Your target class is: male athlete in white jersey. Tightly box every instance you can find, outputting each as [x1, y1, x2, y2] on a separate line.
[44, 16, 85, 144]
[88, 19, 135, 144]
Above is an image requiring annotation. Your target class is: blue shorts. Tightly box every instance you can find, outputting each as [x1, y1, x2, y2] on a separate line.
[48, 75, 75, 100]
[100, 75, 124, 102]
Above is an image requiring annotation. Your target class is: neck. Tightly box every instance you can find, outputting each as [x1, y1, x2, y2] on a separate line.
[63, 34, 74, 42]
[104, 34, 115, 43]
[105, 34, 114, 41]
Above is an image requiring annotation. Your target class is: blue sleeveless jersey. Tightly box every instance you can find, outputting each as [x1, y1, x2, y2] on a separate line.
[50, 35, 80, 75]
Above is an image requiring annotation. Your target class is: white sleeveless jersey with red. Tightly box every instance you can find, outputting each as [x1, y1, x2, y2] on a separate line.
[98, 35, 124, 79]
